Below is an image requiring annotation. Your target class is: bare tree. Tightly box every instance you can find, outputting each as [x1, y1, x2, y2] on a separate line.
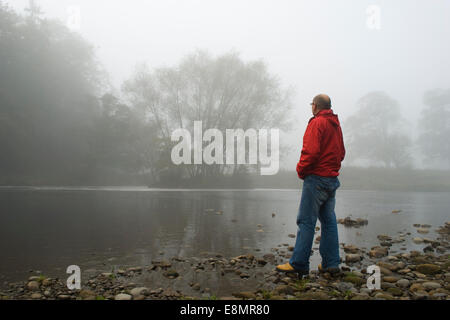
[122, 50, 293, 180]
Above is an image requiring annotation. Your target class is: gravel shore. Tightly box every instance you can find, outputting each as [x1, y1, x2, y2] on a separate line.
[1, 222, 449, 300]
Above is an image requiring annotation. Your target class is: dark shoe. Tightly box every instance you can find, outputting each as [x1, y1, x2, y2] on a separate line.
[318, 263, 341, 274]
[276, 262, 309, 276]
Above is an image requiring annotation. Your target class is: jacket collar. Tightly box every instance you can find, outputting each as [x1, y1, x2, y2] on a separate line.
[315, 109, 334, 117]
[308, 109, 334, 123]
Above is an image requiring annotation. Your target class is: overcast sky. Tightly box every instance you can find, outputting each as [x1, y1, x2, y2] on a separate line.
[7, 0, 450, 169]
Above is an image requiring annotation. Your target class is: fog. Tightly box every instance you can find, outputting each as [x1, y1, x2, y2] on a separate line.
[2, 0, 450, 187]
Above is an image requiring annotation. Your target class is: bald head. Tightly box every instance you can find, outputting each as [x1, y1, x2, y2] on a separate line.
[312, 94, 332, 110]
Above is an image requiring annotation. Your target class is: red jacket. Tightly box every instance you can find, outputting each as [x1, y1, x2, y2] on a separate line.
[296, 109, 345, 180]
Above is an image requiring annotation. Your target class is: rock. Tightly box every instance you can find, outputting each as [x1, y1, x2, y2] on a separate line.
[396, 279, 410, 288]
[343, 244, 360, 254]
[422, 282, 441, 290]
[256, 258, 267, 265]
[377, 235, 392, 241]
[379, 267, 393, 276]
[41, 278, 51, 286]
[416, 264, 441, 275]
[377, 261, 396, 271]
[335, 282, 354, 293]
[297, 291, 329, 300]
[57, 295, 70, 300]
[383, 276, 399, 283]
[130, 287, 148, 297]
[436, 246, 446, 254]
[338, 217, 368, 227]
[152, 260, 172, 268]
[409, 283, 425, 292]
[369, 246, 389, 258]
[232, 291, 256, 299]
[387, 287, 403, 296]
[26, 281, 40, 291]
[79, 289, 96, 299]
[343, 274, 365, 286]
[30, 293, 42, 299]
[413, 237, 424, 244]
[274, 285, 296, 296]
[374, 292, 394, 300]
[416, 228, 429, 234]
[163, 269, 179, 278]
[345, 254, 361, 263]
[115, 293, 132, 300]
[262, 253, 276, 263]
[288, 234, 296, 238]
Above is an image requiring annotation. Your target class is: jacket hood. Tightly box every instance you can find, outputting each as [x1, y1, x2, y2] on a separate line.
[314, 109, 340, 127]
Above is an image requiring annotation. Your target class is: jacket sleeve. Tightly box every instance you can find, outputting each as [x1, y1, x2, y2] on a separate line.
[339, 125, 345, 161]
[296, 120, 322, 179]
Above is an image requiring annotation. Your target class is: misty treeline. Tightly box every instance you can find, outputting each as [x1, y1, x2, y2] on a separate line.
[0, 3, 449, 186]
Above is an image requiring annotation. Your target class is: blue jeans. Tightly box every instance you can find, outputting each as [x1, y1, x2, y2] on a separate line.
[289, 174, 341, 271]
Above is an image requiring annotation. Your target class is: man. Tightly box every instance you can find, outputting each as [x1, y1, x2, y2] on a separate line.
[276, 94, 345, 276]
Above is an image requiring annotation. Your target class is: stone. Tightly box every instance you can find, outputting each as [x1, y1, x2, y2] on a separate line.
[30, 293, 42, 299]
[130, 287, 148, 297]
[336, 282, 354, 293]
[345, 254, 361, 263]
[232, 291, 256, 299]
[273, 285, 296, 296]
[377, 235, 392, 241]
[422, 282, 441, 290]
[416, 264, 441, 275]
[374, 292, 394, 300]
[163, 269, 179, 278]
[369, 247, 388, 258]
[115, 293, 132, 300]
[413, 238, 424, 244]
[343, 244, 360, 254]
[387, 287, 403, 297]
[383, 276, 400, 283]
[409, 283, 425, 292]
[79, 289, 96, 299]
[396, 279, 410, 288]
[297, 291, 329, 300]
[416, 228, 429, 234]
[26, 281, 40, 291]
[377, 261, 396, 271]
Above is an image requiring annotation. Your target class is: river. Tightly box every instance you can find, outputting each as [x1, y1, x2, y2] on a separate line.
[0, 187, 449, 286]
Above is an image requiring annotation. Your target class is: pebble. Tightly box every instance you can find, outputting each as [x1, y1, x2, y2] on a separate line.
[421, 282, 441, 290]
[396, 279, 410, 288]
[115, 293, 132, 300]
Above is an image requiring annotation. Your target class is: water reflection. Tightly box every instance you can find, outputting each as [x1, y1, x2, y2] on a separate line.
[0, 188, 449, 284]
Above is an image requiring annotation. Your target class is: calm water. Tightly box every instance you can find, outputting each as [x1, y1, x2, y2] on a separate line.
[0, 187, 449, 285]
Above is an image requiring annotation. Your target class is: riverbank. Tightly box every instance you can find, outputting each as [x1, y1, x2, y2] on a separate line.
[3, 167, 450, 192]
[1, 222, 448, 300]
